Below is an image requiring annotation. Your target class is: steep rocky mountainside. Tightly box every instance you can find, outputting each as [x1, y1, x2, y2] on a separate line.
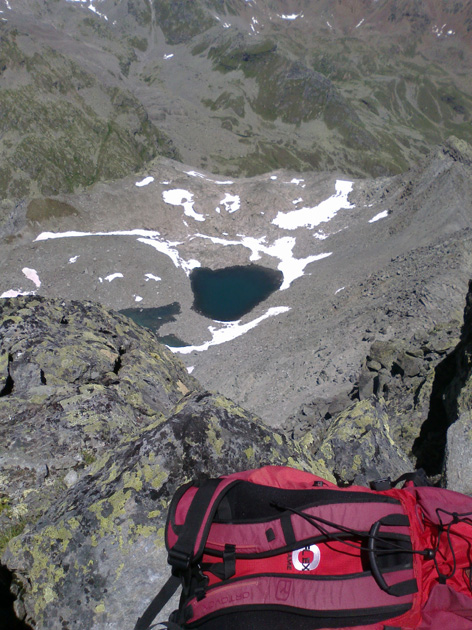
[2, 288, 472, 629]
[1, 294, 471, 629]
[1, 0, 472, 203]
[1, 2, 472, 627]
[0, 297, 331, 629]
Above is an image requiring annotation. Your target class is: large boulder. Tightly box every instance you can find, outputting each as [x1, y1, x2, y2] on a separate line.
[3, 391, 331, 629]
[0, 297, 200, 553]
[0, 297, 332, 629]
[307, 398, 412, 487]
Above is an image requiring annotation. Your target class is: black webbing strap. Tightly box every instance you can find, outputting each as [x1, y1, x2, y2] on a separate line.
[368, 516, 418, 598]
[168, 478, 222, 570]
[370, 469, 430, 491]
[134, 574, 181, 630]
[205, 544, 236, 581]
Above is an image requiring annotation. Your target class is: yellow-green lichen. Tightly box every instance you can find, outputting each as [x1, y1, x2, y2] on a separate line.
[206, 417, 224, 456]
[244, 446, 254, 459]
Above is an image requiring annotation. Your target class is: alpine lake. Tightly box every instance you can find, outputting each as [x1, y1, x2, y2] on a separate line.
[120, 265, 283, 346]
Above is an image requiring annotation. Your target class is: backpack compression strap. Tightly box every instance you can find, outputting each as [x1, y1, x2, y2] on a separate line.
[134, 478, 227, 630]
[133, 574, 181, 630]
[168, 478, 223, 570]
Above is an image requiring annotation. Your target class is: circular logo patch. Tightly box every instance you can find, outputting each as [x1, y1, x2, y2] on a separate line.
[292, 544, 321, 571]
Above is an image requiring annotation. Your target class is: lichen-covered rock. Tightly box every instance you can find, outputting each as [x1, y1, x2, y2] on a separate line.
[3, 391, 332, 630]
[289, 316, 464, 480]
[443, 281, 472, 490]
[310, 398, 412, 487]
[0, 296, 200, 551]
[444, 411, 472, 495]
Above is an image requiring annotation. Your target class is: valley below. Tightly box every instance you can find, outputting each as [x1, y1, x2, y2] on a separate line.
[1, 2, 472, 628]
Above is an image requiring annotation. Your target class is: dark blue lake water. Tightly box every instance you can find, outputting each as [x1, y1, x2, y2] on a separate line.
[190, 265, 283, 321]
[119, 302, 188, 347]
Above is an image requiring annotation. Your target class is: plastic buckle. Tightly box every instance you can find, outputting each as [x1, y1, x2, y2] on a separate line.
[168, 548, 192, 570]
[370, 478, 392, 491]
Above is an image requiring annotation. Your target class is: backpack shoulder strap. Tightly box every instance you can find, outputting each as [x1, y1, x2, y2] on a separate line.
[167, 477, 227, 570]
[133, 574, 181, 630]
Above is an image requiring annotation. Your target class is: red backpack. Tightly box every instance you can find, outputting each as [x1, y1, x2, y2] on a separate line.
[134, 466, 472, 630]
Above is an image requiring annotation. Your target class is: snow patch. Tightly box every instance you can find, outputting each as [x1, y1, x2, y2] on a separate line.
[172, 307, 290, 354]
[272, 180, 354, 230]
[277, 13, 303, 20]
[22, 268, 41, 287]
[369, 210, 389, 223]
[218, 193, 241, 214]
[162, 189, 205, 222]
[135, 296, 143, 302]
[184, 170, 233, 185]
[104, 273, 123, 282]
[1, 289, 35, 298]
[135, 176, 154, 187]
[145, 273, 161, 282]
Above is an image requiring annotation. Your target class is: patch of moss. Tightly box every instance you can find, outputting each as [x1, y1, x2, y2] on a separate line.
[0, 519, 27, 556]
[27, 199, 78, 223]
[128, 36, 148, 52]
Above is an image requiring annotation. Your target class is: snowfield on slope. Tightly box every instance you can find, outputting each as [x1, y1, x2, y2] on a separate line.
[1, 169, 389, 352]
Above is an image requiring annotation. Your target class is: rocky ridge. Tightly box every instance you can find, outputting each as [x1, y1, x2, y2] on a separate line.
[0, 296, 332, 629]
[1, 283, 472, 628]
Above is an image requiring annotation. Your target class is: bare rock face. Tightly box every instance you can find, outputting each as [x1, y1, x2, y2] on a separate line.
[0, 297, 331, 629]
[1, 280, 472, 627]
[444, 281, 472, 494]
[0, 296, 200, 553]
[306, 398, 413, 487]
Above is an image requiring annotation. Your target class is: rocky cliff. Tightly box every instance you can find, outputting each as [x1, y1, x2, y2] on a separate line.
[1, 292, 471, 629]
[0, 296, 331, 629]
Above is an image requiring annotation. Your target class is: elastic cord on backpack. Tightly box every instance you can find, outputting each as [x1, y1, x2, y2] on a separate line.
[431, 508, 472, 584]
[271, 502, 423, 557]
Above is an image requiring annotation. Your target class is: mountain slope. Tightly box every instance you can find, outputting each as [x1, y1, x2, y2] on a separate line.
[1, 0, 472, 200]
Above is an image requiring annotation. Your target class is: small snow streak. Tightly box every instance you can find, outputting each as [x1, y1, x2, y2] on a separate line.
[172, 307, 290, 354]
[145, 273, 161, 282]
[104, 273, 123, 282]
[184, 170, 233, 185]
[22, 268, 41, 287]
[135, 176, 154, 187]
[369, 210, 389, 223]
[277, 13, 303, 21]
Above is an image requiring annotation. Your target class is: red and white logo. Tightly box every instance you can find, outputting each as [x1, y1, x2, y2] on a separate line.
[292, 545, 321, 571]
